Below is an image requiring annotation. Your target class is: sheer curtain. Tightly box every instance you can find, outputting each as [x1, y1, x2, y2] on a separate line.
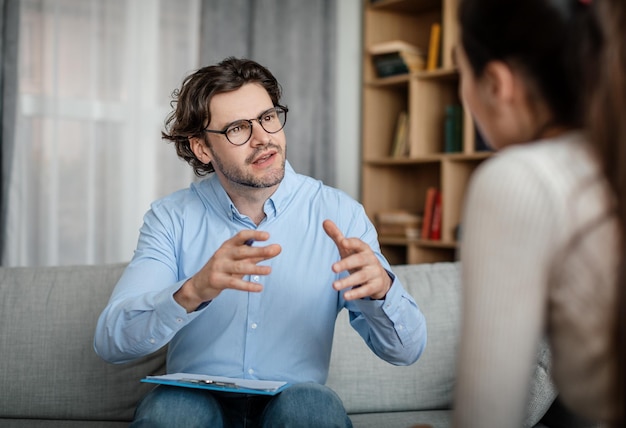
[4, 0, 200, 266]
[0, 0, 19, 264]
[4, 0, 342, 267]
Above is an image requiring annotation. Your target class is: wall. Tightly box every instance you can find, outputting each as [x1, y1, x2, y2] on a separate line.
[334, 0, 362, 200]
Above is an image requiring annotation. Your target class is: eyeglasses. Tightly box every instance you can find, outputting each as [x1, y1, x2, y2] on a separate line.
[204, 106, 288, 146]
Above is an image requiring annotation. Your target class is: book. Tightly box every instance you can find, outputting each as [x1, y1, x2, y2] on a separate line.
[376, 210, 422, 237]
[390, 111, 409, 157]
[429, 191, 442, 240]
[370, 40, 425, 77]
[371, 53, 409, 77]
[444, 104, 463, 153]
[371, 52, 425, 77]
[421, 187, 439, 240]
[426, 23, 441, 71]
[369, 40, 423, 56]
[142, 373, 290, 396]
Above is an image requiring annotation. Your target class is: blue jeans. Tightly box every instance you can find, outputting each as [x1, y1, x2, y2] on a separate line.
[130, 382, 353, 428]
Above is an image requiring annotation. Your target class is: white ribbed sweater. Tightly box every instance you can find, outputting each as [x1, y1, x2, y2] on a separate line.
[453, 132, 618, 427]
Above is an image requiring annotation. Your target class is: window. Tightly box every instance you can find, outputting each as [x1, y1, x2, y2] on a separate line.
[7, 0, 200, 266]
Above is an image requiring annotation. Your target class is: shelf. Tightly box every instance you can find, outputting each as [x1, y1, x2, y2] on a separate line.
[368, 0, 441, 14]
[365, 156, 442, 165]
[366, 68, 458, 87]
[361, 0, 489, 264]
[380, 235, 457, 249]
[365, 152, 492, 165]
[366, 74, 410, 88]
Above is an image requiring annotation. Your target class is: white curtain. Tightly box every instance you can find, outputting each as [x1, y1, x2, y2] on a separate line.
[4, 0, 200, 266]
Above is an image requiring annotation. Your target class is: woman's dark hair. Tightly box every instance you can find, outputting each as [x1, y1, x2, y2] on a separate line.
[460, 0, 626, 425]
[162, 57, 283, 176]
[586, 1, 626, 426]
[459, 0, 595, 130]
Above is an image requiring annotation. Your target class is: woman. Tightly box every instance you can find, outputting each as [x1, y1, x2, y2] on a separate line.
[452, 0, 625, 426]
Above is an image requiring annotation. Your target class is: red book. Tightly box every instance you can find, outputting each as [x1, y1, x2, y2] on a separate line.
[421, 187, 438, 240]
[429, 191, 442, 240]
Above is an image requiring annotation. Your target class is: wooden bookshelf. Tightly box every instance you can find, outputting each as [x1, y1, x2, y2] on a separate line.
[361, 0, 492, 265]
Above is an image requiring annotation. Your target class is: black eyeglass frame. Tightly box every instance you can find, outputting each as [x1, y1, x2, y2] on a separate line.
[203, 105, 288, 146]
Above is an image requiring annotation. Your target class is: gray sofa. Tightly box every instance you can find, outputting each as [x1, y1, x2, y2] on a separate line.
[0, 262, 558, 427]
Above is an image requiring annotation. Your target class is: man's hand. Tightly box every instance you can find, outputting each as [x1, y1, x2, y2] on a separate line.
[323, 219, 391, 301]
[174, 231, 281, 312]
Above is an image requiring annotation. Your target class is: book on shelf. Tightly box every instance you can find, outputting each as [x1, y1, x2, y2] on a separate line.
[369, 40, 425, 78]
[375, 210, 422, 238]
[420, 187, 439, 240]
[390, 111, 409, 157]
[444, 104, 463, 153]
[426, 23, 441, 71]
[429, 191, 442, 241]
[369, 40, 423, 56]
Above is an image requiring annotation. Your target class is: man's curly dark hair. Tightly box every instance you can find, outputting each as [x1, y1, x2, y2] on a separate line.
[162, 57, 283, 176]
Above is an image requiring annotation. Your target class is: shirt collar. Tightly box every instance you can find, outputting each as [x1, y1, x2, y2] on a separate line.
[196, 161, 299, 223]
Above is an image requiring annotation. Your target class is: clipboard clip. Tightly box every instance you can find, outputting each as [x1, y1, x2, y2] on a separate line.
[180, 378, 239, 389]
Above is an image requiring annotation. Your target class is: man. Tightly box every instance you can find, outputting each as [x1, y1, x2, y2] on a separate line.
[94, 57, 426, 428]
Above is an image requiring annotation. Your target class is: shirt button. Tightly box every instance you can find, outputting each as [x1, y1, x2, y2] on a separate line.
[248, 368, 254, 375]
[149, 338, 156, 344]
[397, 324, 404, 331]
[252, 275, 260, 282]
[176, 317, 183, 323]
[251, 323, 258, 329]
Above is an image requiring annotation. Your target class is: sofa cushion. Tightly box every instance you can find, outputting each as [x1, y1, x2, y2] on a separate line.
[0, 264, 166, 423]
[349, 409, 451, 428]
[328, 262, 461, 415]
[327, 262, 556, 427]
[0, 261, 555, 427]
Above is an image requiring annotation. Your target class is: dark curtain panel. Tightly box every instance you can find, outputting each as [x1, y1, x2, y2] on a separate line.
[200, 0, 336, 185]
[0, 0, 19, 265]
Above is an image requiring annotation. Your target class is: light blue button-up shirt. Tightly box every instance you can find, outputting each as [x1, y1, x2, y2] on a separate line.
[94, 162, 426, 384]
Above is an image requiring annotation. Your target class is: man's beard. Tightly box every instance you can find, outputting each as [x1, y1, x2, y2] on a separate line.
[210, 143, 286, 188]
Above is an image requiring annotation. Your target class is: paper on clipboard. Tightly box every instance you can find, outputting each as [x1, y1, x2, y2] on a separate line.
[142, 373, 290, 396]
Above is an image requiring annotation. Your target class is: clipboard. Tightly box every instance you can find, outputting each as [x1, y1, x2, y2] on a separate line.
[142, 373, 290, 396]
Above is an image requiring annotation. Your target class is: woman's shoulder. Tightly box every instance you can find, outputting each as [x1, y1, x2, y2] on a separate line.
[465, 133, 599, 229]
[474, 133, 593, 191]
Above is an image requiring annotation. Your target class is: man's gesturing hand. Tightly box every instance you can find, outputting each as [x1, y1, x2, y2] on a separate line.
[322, 219, 391, 301]
[175, 230, 281, 312]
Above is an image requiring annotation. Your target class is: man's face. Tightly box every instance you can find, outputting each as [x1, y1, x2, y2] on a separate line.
[203, 83, 286, 190]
